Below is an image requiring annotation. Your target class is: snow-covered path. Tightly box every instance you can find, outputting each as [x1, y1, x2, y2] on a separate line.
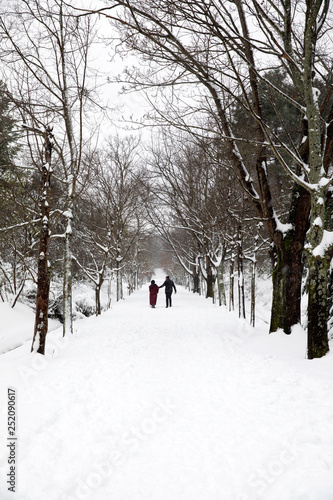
[1, 271, 333, 500]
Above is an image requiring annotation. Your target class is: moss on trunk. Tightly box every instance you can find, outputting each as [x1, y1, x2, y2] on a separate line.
[307, 255, 330, 359]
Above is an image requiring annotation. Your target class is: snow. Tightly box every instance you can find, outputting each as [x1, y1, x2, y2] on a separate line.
[319, 178, 330, 188]
[273, 210, 293, 234]
[313, 230, 333, 257]
[312, 87, 320, 104]
[0, 269, 333, 500]
[44, 162, 53, 173]
[0, 302, 60, 355]
[66, 220, 72, 235]
[313, 216, 323, 227]
[63, 210, 73, 219]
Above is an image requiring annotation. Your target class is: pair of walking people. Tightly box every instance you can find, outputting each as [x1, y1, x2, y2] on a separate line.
[149, 276, 177, 308]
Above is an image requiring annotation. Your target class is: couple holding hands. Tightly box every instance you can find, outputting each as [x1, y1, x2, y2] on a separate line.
[149, 276, 177, 308]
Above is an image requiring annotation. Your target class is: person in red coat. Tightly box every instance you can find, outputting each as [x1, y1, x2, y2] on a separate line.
[149, 280, 159, 308]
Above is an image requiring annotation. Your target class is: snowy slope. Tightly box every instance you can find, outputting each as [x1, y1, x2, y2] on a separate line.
[0, 270, 333, 500]
[0, 302, 60, 355]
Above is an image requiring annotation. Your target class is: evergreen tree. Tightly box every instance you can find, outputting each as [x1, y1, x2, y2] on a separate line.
[0, 81, 18, 170]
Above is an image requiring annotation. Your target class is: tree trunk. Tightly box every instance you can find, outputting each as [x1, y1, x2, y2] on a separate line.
[270, 182, 310, 334]
[31, 126, 53, 354]
[116, 266, 123, 301]
[303, 6, 330, 358]
[95, 284, 101, 316]
[63, 221, 73, 336]
[229, 254, 234, 311]
[305, 190, 330, 358]
[33, 252, 51, 354]
[237, 231, 246, 319]
[307, 254, 330, 359]
[250, 258, 256, 327]
[217, 260, 226, 307]
[270, 237, 304, 334]
[205, 255, 215, 301]
[97, 273, 104, 315]
[107, 272, 112, 309]
[192, 271, 200, 293]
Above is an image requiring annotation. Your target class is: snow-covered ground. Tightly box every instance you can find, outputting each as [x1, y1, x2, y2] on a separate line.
[0, 302, 60, 355]
[0, 269, 333, 500]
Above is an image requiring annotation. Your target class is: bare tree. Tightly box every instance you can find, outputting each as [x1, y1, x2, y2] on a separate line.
[0, 0, 99, 347]
[147, 130, 257, 303]
[73, 135, 150, 311]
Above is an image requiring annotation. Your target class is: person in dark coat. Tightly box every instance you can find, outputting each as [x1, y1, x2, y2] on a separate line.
[149, 280, 159, 308]
[159, 276, 177, 308]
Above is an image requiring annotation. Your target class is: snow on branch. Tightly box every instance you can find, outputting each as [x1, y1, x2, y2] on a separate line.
[312, 230, 333, 258]
[273, 209, 293, 235]
[0, 218, 41, 233]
